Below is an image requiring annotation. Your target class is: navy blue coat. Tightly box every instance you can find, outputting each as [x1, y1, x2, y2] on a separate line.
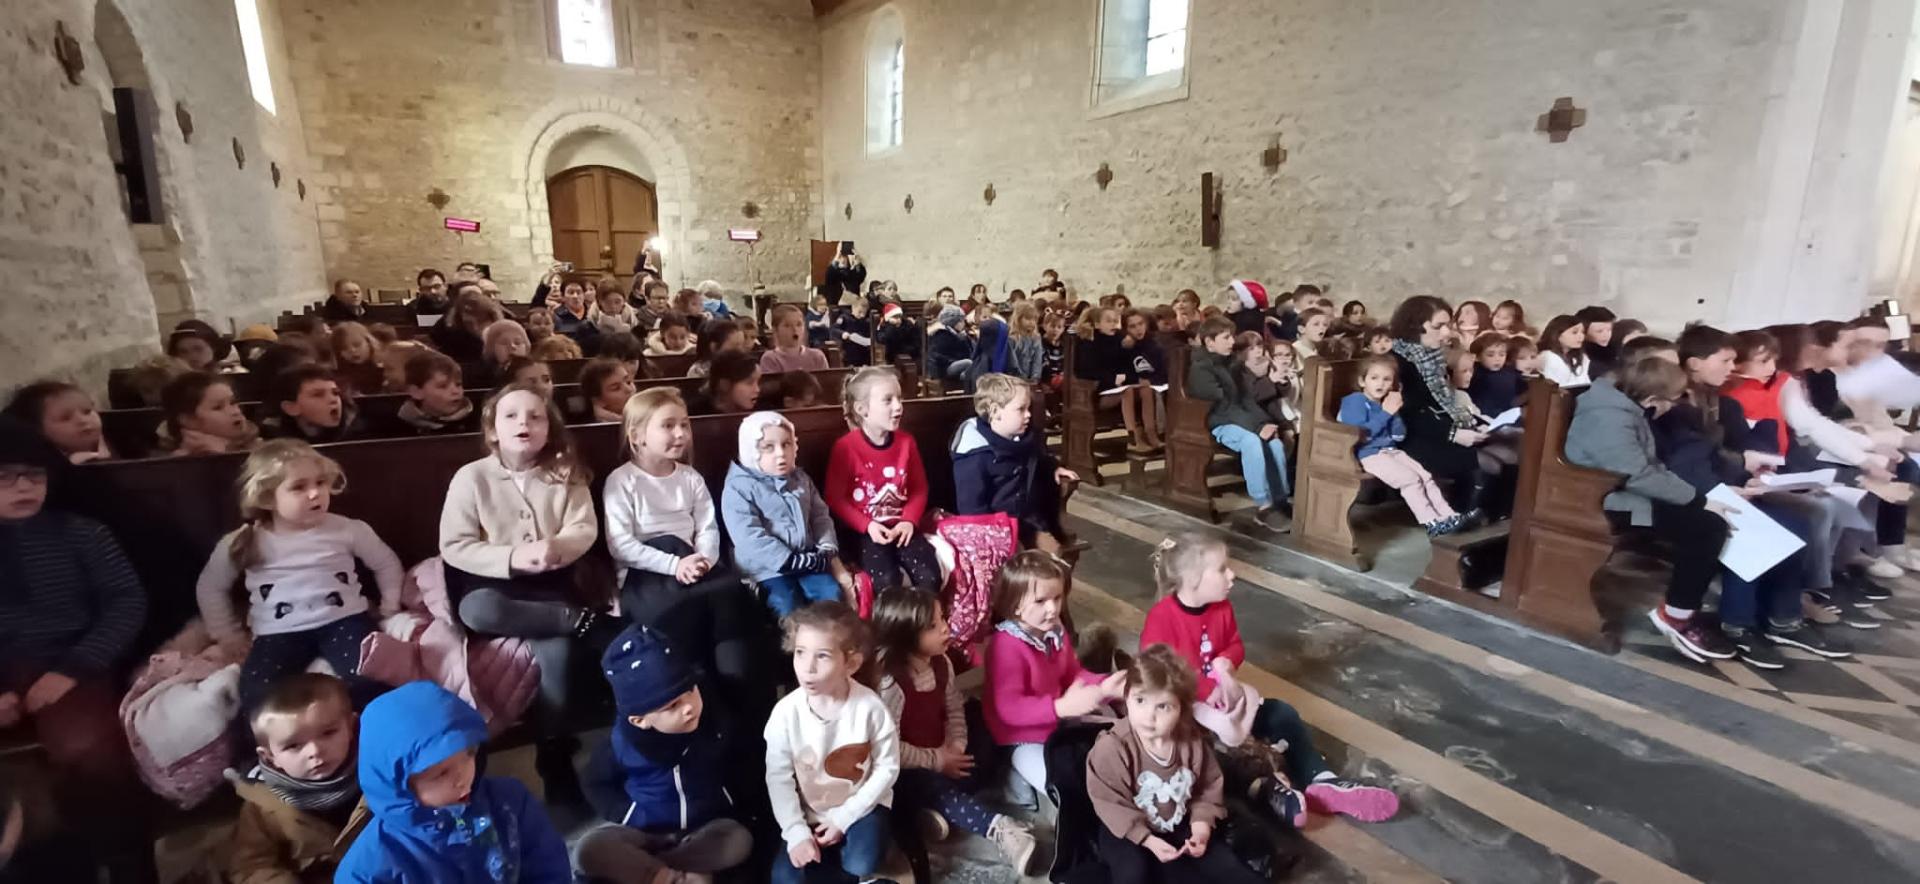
[950, 417, 1062, 537]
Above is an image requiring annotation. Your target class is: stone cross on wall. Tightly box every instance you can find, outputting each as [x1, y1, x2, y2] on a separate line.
[1537, 97, 1587, 143]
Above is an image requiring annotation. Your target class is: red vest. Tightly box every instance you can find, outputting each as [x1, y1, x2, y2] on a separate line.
[896, 656, 950, 750]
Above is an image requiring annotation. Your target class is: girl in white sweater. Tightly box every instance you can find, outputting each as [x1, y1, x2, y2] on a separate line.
[764, 601, 900, 884]
[439, 384, 615, 800]
[604, 387, 761, 702]
[196, 440, 404, 719]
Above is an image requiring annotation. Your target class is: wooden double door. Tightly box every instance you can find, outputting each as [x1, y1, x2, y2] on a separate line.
[546, 165, 658, 290]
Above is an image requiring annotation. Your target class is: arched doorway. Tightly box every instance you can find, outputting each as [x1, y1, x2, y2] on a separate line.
[546, 165, 658, 292]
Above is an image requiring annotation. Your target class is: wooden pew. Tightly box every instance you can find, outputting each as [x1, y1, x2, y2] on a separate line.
[652, 352, 696, 378]
[1160, 342, 1228, 520]
[79, 395, 975, 649]
[1491, 379, 1625, 650]
[1280, 357, 1376, 570]
[1059, 335, 1113, 486]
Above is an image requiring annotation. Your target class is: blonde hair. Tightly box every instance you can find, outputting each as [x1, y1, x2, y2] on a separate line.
[531, 335, 583, 361]
[971, 373, 1029, 419]
[841, 366, 902, 427]
[230, 440, 346, 570]
[621, 386, 688, 460]
[1010, 301, 1040, 339]
[769, 303, 803, 326]
[481, 384, 586, 485]
[330, 322, 377, 365]
[1150, 532, 1225, 597]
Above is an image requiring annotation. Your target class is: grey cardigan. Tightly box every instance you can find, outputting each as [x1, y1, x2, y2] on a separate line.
[1563, 378, 1698, 526]
[719, 460, 838, 582]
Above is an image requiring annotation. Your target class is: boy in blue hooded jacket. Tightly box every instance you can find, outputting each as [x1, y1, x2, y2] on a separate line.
[335, 681, 571, 884]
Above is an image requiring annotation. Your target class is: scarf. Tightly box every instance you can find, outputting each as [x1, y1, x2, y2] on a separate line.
[397, 398, 473, 431]
[240, 753, 361, 813]
[173, 423, 257, 455]
[995, 619, 1065, 653]
[1391, 339, 1475, 430]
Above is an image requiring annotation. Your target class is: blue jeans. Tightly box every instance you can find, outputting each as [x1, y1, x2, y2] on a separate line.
[1213, 424, 1291, 508]
[1721, 502, 1810, 631]
[760, 572, 844, 618]
[771, 806, 890, 883]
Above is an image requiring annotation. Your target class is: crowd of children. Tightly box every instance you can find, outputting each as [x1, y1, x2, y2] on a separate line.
[5, 259, 1916, 881]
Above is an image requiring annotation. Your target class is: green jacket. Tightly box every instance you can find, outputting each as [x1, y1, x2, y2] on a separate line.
[1186, 348, 1268, 432]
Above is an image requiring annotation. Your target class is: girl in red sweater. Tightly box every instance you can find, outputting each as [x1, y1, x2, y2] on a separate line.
[826, 367, 942, 593]
[1142, 532, 1397, 828]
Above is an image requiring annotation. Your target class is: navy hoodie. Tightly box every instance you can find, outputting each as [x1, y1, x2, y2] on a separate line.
[950, 416, 1062, 536]
[335, 682, 570, 884]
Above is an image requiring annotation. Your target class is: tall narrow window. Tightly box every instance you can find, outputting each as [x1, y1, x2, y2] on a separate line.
[1093, 0, 1190, 113]
[233, 0, 275, 114]
[1143, 0, 1188, 77]
[865, 8, 906, 154]
[556, 0, 618, 68]
[887, 40, 905, 148]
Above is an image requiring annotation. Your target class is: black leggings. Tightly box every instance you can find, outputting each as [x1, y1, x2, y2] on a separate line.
[1096, 822, 1266, 884]
[858, 531, 942, 593]
[1608, 500, 1728, 611]
[619, 536, 766, 706]
[447, 565, 592, 739]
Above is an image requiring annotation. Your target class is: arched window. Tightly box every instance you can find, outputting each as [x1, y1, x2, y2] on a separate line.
[550, 0, 625, 68]
[1093, 0, 1190, 114]
[233, 0, 275, 114]
[865, 8, 906, 154]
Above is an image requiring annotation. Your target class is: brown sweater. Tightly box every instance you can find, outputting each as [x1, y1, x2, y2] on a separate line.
[1085, 719, 1226, 845]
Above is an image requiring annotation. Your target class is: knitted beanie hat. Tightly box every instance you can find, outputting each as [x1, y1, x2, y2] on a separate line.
[601, 624, 701, 716]
[937, 305, 966, 329]
[736, 410, 795, 469]
[1230, 280, 1269, 312]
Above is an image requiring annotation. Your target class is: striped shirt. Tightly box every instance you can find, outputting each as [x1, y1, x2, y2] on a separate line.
[0, 511, 147, 676]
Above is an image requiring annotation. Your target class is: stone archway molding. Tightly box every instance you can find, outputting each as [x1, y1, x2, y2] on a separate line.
[515, 97, 696, 283]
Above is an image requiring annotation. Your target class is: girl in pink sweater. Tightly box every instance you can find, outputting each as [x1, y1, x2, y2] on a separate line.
[982, 551, 1125, 798]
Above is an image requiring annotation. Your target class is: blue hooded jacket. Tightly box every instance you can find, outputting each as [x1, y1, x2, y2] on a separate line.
[950, 416, 1062, 535]
[334, 682, 571, 884]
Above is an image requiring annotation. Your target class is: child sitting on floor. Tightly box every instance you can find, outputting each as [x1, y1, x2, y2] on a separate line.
[872, 590, 1038, 873]
[828, 367, 942, 594]
[1085, 645, 1266, 884]
[761, 304, 831, 374]
[952, 373, 1078, 551]
[335, 682, 571, 883]
[226, 674, 367, 884]
[764, 602, 901, 884]
[722, 411, 853, 616]
[398, 351, 477, 435]
[575, 624, 755, 882]
[1338, 355, 1465, 536]
[1143, 532, 1399, 827]
[195, 440, 403, 722]
[984, 551, 1126, 803]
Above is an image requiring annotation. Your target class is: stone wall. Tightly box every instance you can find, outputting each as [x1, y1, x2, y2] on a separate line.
[818, 0, 1801, 328]
[0, 0, 325, 394]
[284, 0, 823, 300]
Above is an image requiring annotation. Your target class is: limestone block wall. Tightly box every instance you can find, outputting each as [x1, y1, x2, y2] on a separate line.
[818, 0, 1799, 329]
[1, 0, 326, 394]
[284, 0, 823, 299]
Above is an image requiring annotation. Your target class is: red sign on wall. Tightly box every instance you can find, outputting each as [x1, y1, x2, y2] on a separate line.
[444, 217, 481, 233]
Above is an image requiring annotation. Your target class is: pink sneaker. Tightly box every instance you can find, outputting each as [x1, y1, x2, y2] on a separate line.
[1305, 778, 1400, 822]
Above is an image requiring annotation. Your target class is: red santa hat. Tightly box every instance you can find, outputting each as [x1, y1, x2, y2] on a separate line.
[881, 302, 902, 320]
[1230, 279, 1268, 311]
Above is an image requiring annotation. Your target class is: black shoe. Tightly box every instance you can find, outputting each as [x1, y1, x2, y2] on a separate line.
[1724, 627, 1787, 671]
[1454, 509, 1487, 532]
[535, 738, 588, 808]
[1766, 624, 1853, 659]
[1843, 567, 1894, 601]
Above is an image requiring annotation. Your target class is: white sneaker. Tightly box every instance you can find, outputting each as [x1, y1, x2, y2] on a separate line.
[988, 816, 1038, 876]
[1888, 546, 1920, 571]
[916, 808, 950, 843]
[1865, 557, 1905, 579]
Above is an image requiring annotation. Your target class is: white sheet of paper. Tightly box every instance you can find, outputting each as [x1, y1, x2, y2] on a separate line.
[1817, 449, 1851, 466]
[1483, 407, 1523, 431]
[1707, 485, 1806, 582]
[1908, 451, 1920, 471]
[415, 315, 441, 327]
[1100, 383, 1169, 396]
[1758, 469, 1837, 491]
[1747, 451, 1786, 469]
[1836, 354, 1920, 409]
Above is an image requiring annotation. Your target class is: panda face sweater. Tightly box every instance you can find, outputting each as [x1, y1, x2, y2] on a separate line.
[194, 513, 405, 642]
